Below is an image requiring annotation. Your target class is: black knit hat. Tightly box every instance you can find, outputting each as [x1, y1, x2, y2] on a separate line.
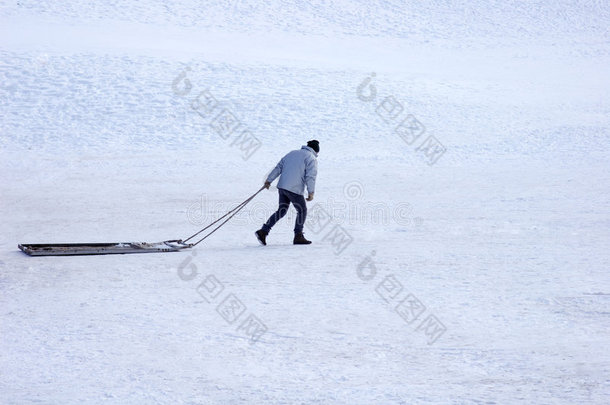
[307, 140, 320, 153]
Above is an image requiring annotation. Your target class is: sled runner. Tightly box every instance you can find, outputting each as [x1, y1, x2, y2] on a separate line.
[18, 240, 191, 256]
[18, 187, 265, 257]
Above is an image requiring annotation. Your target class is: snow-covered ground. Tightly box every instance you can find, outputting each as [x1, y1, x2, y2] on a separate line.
[1, 1, 609, 403]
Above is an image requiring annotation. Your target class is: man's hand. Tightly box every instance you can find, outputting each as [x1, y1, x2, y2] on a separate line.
[306, 193, 314, 201]
[264, 181, 271, 189]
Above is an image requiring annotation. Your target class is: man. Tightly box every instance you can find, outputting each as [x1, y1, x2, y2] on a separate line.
[256, 140, 319, 245]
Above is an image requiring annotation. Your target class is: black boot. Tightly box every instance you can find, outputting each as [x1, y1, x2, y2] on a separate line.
[293, 233, 312, 245]
[255, 229, 268, 245]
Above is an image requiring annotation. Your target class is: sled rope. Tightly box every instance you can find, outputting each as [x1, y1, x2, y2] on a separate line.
[183, 186, 265, 246]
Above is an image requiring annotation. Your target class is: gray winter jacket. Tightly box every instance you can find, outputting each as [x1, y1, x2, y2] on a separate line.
[266, 146, 318, 195]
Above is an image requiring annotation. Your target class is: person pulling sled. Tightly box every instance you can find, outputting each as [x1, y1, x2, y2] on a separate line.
[256, 140, 319, 245]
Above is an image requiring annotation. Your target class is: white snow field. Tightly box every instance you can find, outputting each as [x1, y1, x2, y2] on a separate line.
[1, 1, 609, 403]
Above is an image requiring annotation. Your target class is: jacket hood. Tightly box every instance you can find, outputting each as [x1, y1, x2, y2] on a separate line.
[301, 145, 318, 157]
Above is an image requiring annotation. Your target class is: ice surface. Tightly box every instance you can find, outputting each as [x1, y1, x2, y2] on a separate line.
[1, 1, 609, 403]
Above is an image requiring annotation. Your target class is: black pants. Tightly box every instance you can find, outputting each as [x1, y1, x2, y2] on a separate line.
[262, 188, 307, 234]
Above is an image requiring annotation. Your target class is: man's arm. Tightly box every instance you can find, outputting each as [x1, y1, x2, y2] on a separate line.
[265, 158, 283, 188]
[304, 156, 317, 200]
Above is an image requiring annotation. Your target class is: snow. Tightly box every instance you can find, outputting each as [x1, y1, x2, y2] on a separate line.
[1, 1, 609, 403]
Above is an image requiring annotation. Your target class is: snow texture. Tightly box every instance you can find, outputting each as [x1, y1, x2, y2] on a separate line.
[1, 1, 609, 404]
